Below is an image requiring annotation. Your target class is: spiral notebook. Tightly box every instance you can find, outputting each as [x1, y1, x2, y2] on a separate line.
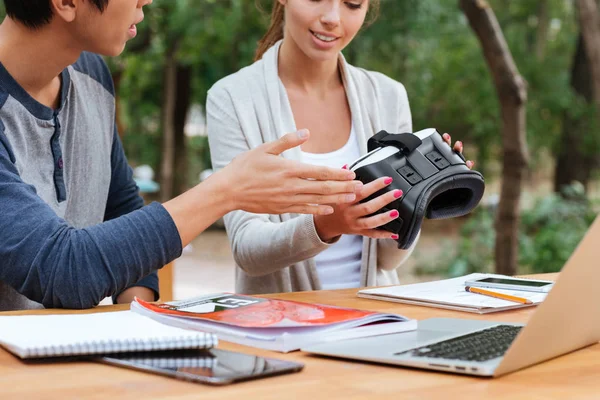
[0, 311, 217, 359]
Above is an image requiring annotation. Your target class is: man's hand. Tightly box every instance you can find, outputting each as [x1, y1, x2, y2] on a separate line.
[219, 129, 363, 216]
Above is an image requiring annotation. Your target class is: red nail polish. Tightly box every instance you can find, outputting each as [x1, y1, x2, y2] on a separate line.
[391, 234, 399, 240]
[394, 190, 403, 198]
[390, 210, 399, 218]
[384, 177, 393, 185]
[342, 164, 348, 170]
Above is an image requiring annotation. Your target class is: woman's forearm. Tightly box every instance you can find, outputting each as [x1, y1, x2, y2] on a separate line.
[226, 212, 332, 277]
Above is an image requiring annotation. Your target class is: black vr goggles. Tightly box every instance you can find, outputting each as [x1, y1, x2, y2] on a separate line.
[349, 128, 485, 249]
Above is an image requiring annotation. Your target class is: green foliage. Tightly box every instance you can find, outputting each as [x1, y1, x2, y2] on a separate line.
[2, 0, 599, 197]
[342, 0, 585, 177]
[0, 1, 591, 174]
[110, 0, 268, 178]
[519, 184, 597, 273]
[1, 0, 585, 187]
[416, 184, 597, 277]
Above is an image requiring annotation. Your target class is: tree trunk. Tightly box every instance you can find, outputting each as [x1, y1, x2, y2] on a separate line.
[173, 65, 192, 196]
[460, 0, 529, 276]
[554, 35, 597, 193]
[160, 47, 177, 203]
[577, 0, 600, 111]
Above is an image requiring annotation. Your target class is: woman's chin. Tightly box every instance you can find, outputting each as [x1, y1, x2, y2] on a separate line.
[306, 48, 340, 63]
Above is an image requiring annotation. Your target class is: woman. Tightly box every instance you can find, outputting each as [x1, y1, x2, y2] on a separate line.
[207, 0, 473, 294]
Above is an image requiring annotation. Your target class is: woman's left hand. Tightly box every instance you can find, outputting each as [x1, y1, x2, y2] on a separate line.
[442, 133, 475, 169]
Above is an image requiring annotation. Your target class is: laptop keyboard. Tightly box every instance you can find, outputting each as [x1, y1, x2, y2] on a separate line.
[397, 324, 522, 362]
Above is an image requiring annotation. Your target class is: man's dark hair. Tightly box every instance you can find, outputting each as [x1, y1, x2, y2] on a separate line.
[3, 0, 109, 29]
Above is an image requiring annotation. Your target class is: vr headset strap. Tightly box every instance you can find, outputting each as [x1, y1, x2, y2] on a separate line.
[368, 130, 423, 154]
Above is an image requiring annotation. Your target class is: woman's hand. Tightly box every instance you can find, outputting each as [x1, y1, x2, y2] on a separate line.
[313, 176, 402, 242]
[442, 133, 475, 169]
[218, 129, 363, 216]
[311, 131, 474, 243]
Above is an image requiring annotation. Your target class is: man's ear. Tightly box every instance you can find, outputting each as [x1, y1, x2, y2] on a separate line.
[49, 0, 78, 23]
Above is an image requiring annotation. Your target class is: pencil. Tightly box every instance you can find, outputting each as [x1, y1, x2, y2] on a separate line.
[465, 286, 533, 304]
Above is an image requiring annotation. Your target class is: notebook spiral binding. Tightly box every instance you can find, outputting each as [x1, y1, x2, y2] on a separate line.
[24, 334, 218, 358]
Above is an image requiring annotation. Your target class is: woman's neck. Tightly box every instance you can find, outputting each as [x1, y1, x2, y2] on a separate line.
[0, 17, 81, 94]
[278, 37, 343, 97]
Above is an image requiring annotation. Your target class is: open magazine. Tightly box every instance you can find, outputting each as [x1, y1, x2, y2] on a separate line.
[131, 293, 416, 353]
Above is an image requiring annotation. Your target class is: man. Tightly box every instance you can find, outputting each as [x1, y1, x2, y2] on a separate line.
[0, 0, 361, 310]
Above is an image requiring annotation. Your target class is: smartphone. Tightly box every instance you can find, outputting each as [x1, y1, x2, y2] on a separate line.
[96, 348, 304, 385]
[464, 276, 554, 293]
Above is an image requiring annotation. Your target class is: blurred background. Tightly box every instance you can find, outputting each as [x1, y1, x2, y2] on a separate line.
[2, 0, 598, 298]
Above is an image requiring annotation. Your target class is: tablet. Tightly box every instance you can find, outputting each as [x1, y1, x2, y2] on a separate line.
[97, 348, 304, 385]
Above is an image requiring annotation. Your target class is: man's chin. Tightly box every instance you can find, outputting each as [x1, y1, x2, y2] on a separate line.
[100, 44, 127, 57]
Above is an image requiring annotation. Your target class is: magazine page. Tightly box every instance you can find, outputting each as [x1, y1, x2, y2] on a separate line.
[134, 293, 404, 329]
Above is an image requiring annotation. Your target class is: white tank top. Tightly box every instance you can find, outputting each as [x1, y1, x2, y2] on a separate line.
[300, 125, 363, 290]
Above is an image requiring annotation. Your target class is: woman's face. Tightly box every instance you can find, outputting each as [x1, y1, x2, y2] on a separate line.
[280, 0, 369, 62]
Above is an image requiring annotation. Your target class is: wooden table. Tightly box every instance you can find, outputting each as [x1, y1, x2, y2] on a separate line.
[1, 273, 598, 399]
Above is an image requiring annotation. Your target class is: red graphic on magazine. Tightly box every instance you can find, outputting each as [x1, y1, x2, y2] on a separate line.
[135, 294, 375, 328]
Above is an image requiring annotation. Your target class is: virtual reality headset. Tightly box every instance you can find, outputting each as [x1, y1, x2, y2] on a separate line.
[349, 128, 485, 249]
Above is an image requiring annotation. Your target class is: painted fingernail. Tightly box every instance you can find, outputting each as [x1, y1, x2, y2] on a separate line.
[345, 194, 356, 202]
[384, 177, 393, 185]
[342, 164, 348, 170]
[390, 210, 399, 218]
[391, 234, 399, 240]
[394, 190, 403, 198]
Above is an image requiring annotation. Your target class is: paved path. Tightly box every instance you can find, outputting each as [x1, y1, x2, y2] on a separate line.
[172, 221, 456, 299]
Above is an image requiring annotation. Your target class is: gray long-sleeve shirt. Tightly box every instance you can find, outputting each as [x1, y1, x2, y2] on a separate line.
[0, 52, 182, 311]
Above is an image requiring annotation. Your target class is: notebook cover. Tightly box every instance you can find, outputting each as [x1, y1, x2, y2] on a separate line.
[134, 293, 399, 328]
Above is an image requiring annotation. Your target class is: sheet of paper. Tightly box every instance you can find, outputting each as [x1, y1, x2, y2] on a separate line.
[360, 273, 547, 309]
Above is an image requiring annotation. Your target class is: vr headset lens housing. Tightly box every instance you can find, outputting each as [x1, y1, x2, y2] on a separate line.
[349, 129, 485, 249]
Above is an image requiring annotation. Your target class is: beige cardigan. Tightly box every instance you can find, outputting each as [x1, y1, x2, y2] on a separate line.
[206, 40, 418, 294]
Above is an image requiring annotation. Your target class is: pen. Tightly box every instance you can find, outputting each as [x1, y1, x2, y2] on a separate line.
[464, 286, 533, 304]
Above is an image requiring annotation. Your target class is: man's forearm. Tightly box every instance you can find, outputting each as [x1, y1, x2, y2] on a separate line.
[162, 170, 234, 247]
[116, 286, 155, 304]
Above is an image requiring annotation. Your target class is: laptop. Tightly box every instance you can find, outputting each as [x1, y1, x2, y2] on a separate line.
[303, 216, 600, 377]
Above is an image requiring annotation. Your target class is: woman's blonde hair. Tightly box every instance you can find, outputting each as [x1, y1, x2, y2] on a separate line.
[254, 0, 380, 61]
